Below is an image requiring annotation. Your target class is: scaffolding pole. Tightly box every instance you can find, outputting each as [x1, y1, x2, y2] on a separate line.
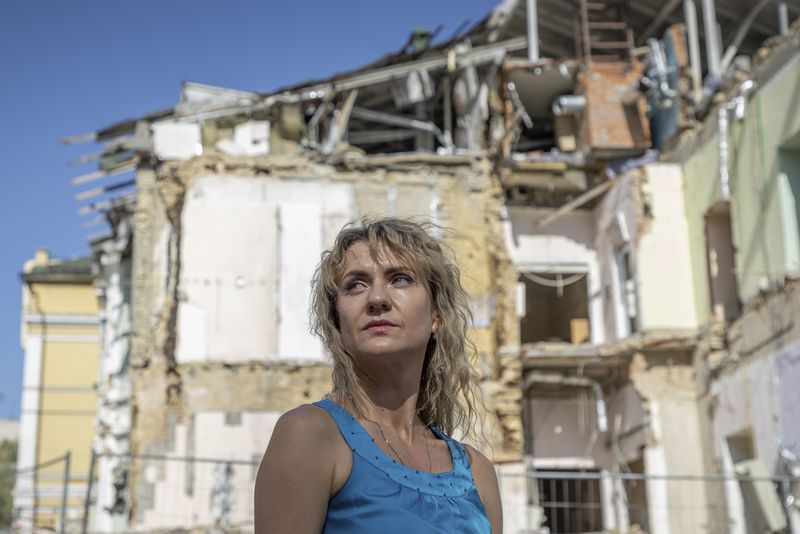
[701, 0, 721, 80]
[60, 451, 71, 534]
[527, 0, 540, 61]
[81, 449, 97, 534]
[684, 0, 703, 102]
[778, 2, 790, 35]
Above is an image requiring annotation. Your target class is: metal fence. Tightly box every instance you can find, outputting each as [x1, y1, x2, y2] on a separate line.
[5, 450, 258, 534]
[3, 452, 77, 534]
[83, 451, 259, 534]
[499, 469, 800, 534]
[10, 452, 800, 533]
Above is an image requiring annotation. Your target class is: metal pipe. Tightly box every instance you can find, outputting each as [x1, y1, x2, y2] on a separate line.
[60, 451, 71, 534]
[640, 0, 683, 42]
[551, 95, 586, 116]
[701, 0, 722, 80]
[592, 383, 609, 433]
[647, 38, 678, 105]
[443, 75, 453, 148]
[779, 2, 790, 35]
[526, 0, 540, 61]
[719, 0, 772, 74]
[532, 177, 617, 230]
[81, 449, 97, 534]
[350, 106, 451, 149]
[718, 106, 730, 200]
[684, 0, 703, 102]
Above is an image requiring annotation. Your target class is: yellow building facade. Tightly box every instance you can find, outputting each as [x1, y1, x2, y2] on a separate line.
[14, 249, 99, 531]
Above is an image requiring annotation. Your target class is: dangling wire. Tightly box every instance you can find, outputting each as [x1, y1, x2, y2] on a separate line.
[521, 272, 586, 298]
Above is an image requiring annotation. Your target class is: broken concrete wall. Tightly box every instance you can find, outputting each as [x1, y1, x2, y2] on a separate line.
[628, 349, 712, 534]
[675, 45, 800, 324]
[707, 281, 800, 475]
[124, 150, 521, 528]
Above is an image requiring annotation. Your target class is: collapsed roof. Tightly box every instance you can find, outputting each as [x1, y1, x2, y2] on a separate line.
[62, 0, 799, 223]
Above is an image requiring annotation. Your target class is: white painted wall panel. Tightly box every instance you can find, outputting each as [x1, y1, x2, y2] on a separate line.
[138, 411, 280, 531]
[177, 176, 355, 363]
[152, 121, 202, 161]
[637, 164, 699, 330]
[178, 178, 279, 363]
[234, 121, 269, 156]
[180, 203, 278, 362]
[176, 302, 208, 363]
[278, 203, 323, 360]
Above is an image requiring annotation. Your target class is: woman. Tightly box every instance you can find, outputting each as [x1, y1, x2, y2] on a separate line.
[254, 217, 502, 533]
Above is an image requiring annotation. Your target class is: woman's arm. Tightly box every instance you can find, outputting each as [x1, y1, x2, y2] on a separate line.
[254, 405, 342, 534]
[465, 444, 503, 534]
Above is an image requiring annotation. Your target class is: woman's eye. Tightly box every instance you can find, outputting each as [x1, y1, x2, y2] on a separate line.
[343, 280, 365, 293]
[392, 274, 413, 285]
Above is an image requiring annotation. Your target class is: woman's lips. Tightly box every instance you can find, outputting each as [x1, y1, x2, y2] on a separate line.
[365, 324, 394, 333]
[363, 320, 395, 332]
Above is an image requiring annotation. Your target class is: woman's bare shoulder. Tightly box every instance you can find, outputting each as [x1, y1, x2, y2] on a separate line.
[255, 404, 342, 533]
[463, 444, 503, 533]
[273, 403, 339, 439]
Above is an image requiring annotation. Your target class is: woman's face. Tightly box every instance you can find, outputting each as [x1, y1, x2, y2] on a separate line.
[336, 241, 437, 362]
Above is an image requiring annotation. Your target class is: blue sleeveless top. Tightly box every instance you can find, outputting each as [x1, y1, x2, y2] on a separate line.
[313, 399, 491, 534]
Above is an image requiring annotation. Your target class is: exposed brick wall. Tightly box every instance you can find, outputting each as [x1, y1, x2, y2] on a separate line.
[577, 61, 651, 155]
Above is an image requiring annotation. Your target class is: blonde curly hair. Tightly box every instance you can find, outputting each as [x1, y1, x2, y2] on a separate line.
[310, 216, 481, 439]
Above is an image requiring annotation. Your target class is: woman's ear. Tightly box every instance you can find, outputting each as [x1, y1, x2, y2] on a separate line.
[431, 311, 440, 334]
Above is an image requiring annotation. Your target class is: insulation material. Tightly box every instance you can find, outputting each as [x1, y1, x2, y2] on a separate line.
[152, 121, 202, 161]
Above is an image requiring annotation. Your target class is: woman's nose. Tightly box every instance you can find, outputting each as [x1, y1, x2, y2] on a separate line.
[366, 284, 391, 313]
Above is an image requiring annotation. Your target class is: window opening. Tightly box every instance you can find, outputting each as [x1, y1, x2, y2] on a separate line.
[536, 469, 603, 533]
[519, 272, 590, 344]
[704, 202, 740, 323]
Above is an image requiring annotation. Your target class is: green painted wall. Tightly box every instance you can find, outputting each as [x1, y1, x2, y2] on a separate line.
[680, 52, 800, 325]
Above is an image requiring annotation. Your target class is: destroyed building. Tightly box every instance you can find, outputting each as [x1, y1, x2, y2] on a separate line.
[58, 0, 800, 532]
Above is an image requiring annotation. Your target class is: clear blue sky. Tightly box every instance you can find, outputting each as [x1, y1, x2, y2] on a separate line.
[0, 1, 499, 419]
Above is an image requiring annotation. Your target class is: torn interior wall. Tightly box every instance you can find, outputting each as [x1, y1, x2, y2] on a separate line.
[671, 22, 800, 534]
[96, 146, 515, 531]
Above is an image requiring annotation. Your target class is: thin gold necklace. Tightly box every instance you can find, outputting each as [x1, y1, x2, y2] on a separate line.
[363, 415, 433, 472]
